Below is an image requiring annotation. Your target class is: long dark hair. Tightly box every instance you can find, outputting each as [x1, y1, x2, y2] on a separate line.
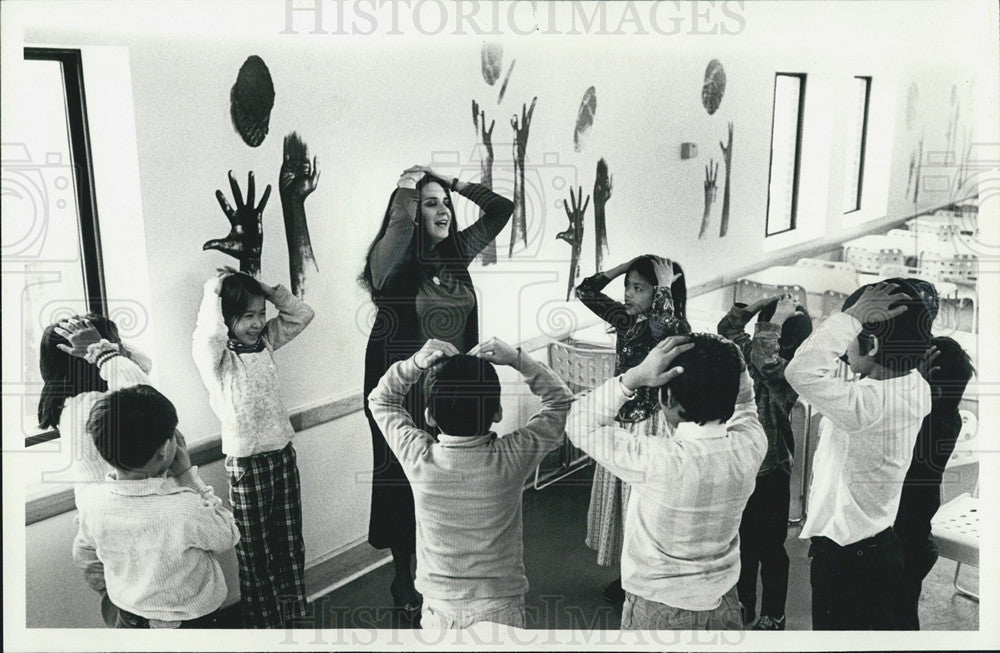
[627, 256, 687, 320]
[359, 176, 459, 296]
[38, 314, 122, 429]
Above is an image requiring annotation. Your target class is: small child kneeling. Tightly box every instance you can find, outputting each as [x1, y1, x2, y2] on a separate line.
[367, 337, 574, 629]
[73, 385, 240, 628]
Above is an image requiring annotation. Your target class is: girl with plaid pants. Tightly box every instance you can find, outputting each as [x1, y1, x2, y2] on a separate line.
[193, 271, 315, 628]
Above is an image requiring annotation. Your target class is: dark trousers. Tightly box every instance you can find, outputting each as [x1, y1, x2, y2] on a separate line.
[896, 531, 939, 630]
[809, 527, 904, 630]
[736, 467, 791, 622]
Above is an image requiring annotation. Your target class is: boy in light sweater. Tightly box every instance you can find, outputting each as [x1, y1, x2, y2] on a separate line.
[367, 337, 573, 629]
[784, 280, 932, 630]
[73, 385, 240, 628]
[192, 270, 315, 628]
[565, 334, 767, 630]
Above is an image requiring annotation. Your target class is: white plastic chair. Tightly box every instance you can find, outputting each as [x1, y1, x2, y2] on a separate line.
[931, 410, 980, 601]
[535, 341, 615, 489]
[733, 278, 809, 313]
[919, 251, 978, 284]
[795, 258, 856, 275]
[843, 240, 905, 274]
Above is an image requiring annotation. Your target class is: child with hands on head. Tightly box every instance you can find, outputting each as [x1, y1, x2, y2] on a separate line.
[717, 293, 812, 630]
[573, 254, 691, 603]
[784, 279, 933, 630]
[566, 334, 768, 631]
[367, 336, 573, 630]
[72, 384, 240, 629]
[192, 267, 315, 628]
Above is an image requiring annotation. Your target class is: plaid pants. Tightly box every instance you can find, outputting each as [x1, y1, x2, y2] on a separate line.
[226, 443, 306, 628]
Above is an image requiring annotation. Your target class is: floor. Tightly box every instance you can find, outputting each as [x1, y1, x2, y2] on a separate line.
[304, 464, 978, 631]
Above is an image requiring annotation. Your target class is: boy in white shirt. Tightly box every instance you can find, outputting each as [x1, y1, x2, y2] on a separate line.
[784, 280, 932, 630]
[73, 384, 241, 628]
[565, 334, 767, 630]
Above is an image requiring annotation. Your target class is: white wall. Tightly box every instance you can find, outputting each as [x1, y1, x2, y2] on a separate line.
[7, 0, 996, 632]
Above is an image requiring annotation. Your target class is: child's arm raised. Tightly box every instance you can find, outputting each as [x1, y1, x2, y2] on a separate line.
[726, 367, 768, 456]
[785, 284, 907, 432]
[749, 299, 799, 412]
[717, 294, 781, 364]
[192, 275, 231, 386]
[367, 339, 457, 468]
[566, 337, 691, 481]
[471, 338, 574, 469]
[259, 281, 315, 351]
[53, 318, 150, 390]
[574, 260, 632, 327]
[169, 433, 241, 552]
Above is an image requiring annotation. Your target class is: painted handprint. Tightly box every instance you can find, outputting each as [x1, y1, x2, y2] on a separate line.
[509, 97, 537, 257]
[557, 186, 589, 301]
[593, 159, 612, 272]
[699, 159, 718, 239]
[204, 170, 271, 277]
[280, 132, 320, 297]
[718, 121, 733, 238]
[473, 100, 498, 266]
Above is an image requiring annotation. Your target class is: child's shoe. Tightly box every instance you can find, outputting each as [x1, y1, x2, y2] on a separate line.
[752, 614, 786, 630]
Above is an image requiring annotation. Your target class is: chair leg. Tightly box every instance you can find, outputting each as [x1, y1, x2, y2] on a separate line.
[953, 562, 980, 601]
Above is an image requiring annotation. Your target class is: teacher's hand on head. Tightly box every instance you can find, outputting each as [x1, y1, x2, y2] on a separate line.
[468, 337, 519, 366]
[54, 318, 103, 358]
[622, 336, 693, 390]
[414, 339, 460, 370]
[397, 165, 425, 190]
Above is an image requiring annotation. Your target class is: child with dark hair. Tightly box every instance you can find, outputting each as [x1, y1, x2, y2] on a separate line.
[894, 336, 975, 629]
[566, 335, 767, 630]
[72, 385, 240, 628]
[574, 254, 691, 602]
[192, 268, 315, 628]
[784, 280, 933, 630]
[717, 293, 813, 630]
[368, 337, 573, 629]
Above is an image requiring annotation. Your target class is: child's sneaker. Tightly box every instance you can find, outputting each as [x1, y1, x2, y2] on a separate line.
[752, 614, 786, 630]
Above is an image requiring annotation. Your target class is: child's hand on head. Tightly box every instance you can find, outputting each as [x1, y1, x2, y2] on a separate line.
[771, 295, 799, 325]
[469, 337, 519, 366]
[650, 256, 680, 286]
[168, 431, 192, 476]
[746, 294, 783, 314]
[623, 336, 693, 389]
[918, 345, 941, 382]
[844, 282, 908, 324]
[414, 339, 459, 370]
[54, 317, 103, 358]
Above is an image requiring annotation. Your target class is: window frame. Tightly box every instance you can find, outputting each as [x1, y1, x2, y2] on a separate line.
[22, 47, 106, 447]
[843, 75, 872, 214]
[765, 72, 807, 238]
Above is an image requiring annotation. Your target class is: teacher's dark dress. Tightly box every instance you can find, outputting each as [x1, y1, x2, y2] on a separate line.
[363, 183, 513, 552]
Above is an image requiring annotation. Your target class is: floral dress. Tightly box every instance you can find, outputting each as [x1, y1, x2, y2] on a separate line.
[574, 272, 691, 566]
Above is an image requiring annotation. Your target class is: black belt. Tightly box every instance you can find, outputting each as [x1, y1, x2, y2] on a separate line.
[809, 527, 898, 556]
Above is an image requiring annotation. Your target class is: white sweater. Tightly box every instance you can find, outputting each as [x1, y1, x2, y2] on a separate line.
[192, 284, 314, 457]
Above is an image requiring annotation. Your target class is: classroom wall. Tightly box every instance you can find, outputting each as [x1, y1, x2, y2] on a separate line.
[10, 0, 992, 628]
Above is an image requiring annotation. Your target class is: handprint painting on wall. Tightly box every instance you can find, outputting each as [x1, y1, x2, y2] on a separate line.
[203, 171, 271, 278]
[280, 132, 320, 298]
